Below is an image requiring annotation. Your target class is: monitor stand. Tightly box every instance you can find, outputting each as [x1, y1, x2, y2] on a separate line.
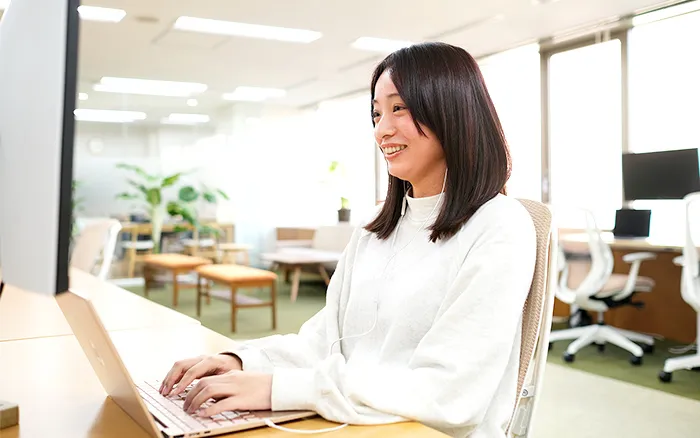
[0, 283, 20, 429]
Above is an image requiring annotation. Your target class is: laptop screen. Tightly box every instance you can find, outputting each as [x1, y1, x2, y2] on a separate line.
[613, 209, 652, 238]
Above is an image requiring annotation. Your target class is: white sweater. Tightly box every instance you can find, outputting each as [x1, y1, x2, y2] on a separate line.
[233, 193, 537, 437]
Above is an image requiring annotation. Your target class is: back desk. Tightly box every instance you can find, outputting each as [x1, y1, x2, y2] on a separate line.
[559, 232, 695, 343]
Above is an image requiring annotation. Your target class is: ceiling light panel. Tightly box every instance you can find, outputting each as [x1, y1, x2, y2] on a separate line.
[174, 16, 321, 43]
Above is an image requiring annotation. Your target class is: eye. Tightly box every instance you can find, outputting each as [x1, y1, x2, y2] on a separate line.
[393, 104, 406, 112]
[371, 110, 380, 119]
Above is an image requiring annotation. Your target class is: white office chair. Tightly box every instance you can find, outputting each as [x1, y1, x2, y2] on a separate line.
[71, 218, 122, 280]
[659, 192, 700, 382]
[551, 209, 657, 365]
[507, 199, 557, 438]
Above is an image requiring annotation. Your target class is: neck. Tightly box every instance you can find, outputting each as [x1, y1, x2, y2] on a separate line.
[410, 169, 446, 198]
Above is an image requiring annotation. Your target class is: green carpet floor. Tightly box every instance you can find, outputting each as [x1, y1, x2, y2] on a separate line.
[125, 276, 700, 401]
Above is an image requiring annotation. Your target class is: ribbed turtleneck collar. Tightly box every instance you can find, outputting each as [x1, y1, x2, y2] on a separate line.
[405, 191, 444, 222]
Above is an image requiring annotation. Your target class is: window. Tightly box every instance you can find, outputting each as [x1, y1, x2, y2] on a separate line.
[547, 39, 623, 230]
[628, 10, 700, 239]
[479, 44, 542, 201]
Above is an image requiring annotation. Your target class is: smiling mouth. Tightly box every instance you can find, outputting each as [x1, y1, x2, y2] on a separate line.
[383, 145, 407, 156]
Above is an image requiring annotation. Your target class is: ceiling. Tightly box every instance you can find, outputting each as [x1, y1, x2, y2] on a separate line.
[2, 0, 679, 123]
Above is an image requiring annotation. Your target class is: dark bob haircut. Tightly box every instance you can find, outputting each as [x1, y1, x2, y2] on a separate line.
[365, 42, 511, 243]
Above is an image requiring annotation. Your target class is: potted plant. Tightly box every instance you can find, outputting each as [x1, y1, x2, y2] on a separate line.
[328, 160, 351, 223]
[167, 184, 229, 237]
[114, 163, 183, 253]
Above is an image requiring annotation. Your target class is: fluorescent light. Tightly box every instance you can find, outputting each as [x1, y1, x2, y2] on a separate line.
[78, 93, 89, 101]
[222, 86, 286, 102]
[351, 37, 415, 53]
[78, 6, 126, 23]
[633, 1, 700, 25]
[161, 113, 210, 125]
[246, 117, 262, 126]
[74, 109, 146, 123]
[187, 98, 198, 107]
[94, 77, 208, 97]
[174, 16, 321, 43]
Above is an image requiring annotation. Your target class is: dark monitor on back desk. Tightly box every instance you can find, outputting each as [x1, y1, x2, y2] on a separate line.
[613, 209, 652, 238]
[622, 148, 700, 201]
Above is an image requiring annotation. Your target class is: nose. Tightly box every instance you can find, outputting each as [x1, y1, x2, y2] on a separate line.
[374, 113, 396, 141]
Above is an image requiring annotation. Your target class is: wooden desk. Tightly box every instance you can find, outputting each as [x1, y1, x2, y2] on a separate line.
[0, 268, 199, 342]
[0, 325, 446, 438]
[559, 232, 695, 343]
[560, 231, 684, 253]
[121, 221, 235, 243]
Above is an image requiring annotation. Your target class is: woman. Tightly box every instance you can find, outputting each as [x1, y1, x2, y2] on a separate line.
[160, 42, 536, 438]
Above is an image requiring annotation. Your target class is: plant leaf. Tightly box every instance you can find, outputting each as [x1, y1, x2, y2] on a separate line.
[116, 192, 139, 201]
[161, 173, 181, 188]
[178, 186, 199, 203]
[216, 189, 229, 200]
[146, 188, 161, 206]
[116, 163, 159, 183]
[203, 191, 216, 203]
[127, 179, 149, 196]
[166, 201, 183, 217]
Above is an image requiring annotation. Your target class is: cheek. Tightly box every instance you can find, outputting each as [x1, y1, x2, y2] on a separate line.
[396, 118, 421, 142]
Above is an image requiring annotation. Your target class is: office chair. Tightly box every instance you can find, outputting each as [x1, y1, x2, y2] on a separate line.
[71, 218, 122, 280]
[551, 209, 657, 365]
[659, 192, 700, 382]
[507, 200, 557, 438]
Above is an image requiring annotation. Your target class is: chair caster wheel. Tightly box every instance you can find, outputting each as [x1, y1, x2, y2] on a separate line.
[630, 355, 643, 366]
[563, 353, 575, 363]
[597, 343, 606, 352]
[642, 344, 654, 354]
[658, 371, 672, 383]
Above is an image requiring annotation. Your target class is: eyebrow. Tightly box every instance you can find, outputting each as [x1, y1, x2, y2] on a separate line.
[372, 93, 401, 104]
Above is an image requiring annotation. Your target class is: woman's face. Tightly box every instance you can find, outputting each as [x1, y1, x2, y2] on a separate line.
[372, 70, 445, 190]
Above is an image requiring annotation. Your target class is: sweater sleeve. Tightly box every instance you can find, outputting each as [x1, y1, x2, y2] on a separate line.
[270, 214, 537, 433]
[228, 227, 361, 374]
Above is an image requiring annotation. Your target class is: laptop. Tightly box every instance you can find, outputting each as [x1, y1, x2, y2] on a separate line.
[55, 289, 316, 438]
[612, 209, 652, 238]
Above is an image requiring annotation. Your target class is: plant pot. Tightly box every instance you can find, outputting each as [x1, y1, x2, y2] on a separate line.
[338, 208, 351, 223]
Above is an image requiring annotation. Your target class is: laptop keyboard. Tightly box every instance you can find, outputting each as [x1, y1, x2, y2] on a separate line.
[136, 380, 259, 432]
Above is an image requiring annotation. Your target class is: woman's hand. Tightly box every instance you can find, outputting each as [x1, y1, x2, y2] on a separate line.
[183, 371, 273, 416]
[160, 354, 242, 396]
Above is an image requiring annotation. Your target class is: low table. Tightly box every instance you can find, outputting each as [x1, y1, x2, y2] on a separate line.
[195, 264, 278, 332]
[142, 254, 212, 307]
[260, 251, 340, 302]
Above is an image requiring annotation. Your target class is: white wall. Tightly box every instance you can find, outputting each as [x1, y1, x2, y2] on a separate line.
[73, 122, 220, 218]
[73, 99, 379, 265]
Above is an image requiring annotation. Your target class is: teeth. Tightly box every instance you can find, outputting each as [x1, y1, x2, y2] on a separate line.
[384, 145, 406, 155]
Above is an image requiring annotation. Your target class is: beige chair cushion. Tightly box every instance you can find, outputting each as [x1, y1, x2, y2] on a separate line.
[196, 264, 277, 283]
[566, 260, 655, 294]
[510, 199, 553, 427]
[142, 253, 212, 269]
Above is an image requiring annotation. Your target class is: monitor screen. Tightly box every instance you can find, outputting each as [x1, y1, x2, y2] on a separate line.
[622, 148, 700, 201]
[0, 0, 79, 296]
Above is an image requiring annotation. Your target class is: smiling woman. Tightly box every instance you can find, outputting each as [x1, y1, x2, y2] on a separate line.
[161, 42, 538, 438]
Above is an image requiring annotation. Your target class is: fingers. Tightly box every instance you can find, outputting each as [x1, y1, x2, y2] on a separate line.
[184, 379, 235, 414]
[198, 396, 243, 418]
[171, 359, 217, 396]
[160, 356, 205, 396]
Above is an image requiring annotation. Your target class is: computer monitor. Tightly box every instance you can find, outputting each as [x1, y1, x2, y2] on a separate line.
[0, 0, 80, 296]
[622, 148, 700, 201]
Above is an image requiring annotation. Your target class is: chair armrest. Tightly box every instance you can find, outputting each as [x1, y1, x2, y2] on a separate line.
[622, 252, 656, 263]
[673, 255, 684, 267]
